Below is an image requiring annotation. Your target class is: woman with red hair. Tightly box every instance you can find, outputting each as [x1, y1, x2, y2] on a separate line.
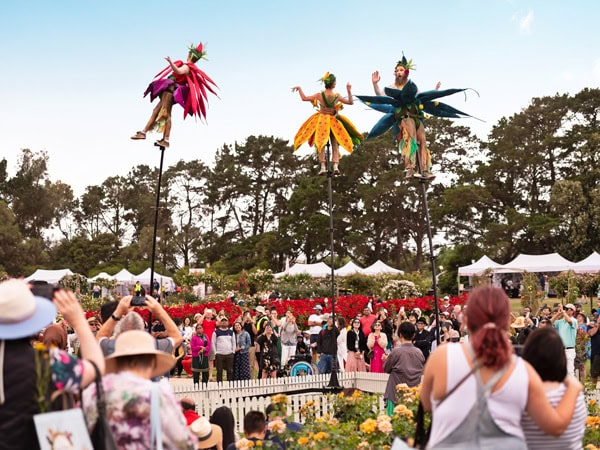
[420, 285, 582, 448]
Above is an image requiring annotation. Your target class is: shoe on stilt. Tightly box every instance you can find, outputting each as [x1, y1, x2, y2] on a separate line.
[155, 139, 170, 148]
[420, 171, 436, 180]
[333, 164, 340, 175]
[319, 165, 327, 175]
[405, 168, 415, 179]
[131, 131, 146, 140]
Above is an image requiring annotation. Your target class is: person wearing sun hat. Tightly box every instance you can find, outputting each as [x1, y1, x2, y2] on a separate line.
[0, 279, 105, 449]
[190, 417, 223, 450]
[81, 330, 197, 449]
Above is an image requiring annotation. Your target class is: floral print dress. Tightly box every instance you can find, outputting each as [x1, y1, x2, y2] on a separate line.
[82, 371, 196, 450]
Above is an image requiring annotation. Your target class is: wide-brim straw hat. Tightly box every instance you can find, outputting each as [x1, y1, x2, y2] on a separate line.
[105, 330, 175, 378]
[190, 417, 223, 449]
[511, 316, 526, 329]
[0, 279, 57, 340]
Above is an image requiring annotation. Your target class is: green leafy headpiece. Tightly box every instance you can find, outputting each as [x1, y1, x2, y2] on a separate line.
[396, 53, 415, 71]
[319, 71, 336, 86]
[188, 42, 207, 63]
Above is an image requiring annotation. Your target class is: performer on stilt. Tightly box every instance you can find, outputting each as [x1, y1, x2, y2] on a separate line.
[131, 42, 218, 148]
[360, 54, 478, 180]
[292, 72, 363, 175]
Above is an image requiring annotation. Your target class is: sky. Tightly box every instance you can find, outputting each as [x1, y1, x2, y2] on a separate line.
[1, 0, 599, 195]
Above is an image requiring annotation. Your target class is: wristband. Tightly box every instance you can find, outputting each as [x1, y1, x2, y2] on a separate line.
[111, 314, 121, 322]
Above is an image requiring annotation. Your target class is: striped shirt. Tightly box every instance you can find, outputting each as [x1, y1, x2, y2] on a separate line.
[521, 384, 586, 449]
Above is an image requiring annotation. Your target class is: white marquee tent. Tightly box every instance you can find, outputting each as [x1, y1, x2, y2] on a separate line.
[134, 268, 175, 286]
[572, 251, 600, 273]
[334, 261, 365, 276]
[362, 260, 404, 275]
[493, 253, 576, 273]
[25, 268, 74, 284]
[458, 256, 503, 276]
[89, 272, 115, 281]
[274, 262, 332, 278]
[112, 268, 136, 283]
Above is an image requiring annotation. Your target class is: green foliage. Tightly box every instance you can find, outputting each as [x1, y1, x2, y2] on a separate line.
[520, 272, 544, 312]
[339, 274, 378, 295]
[273, 274, 331, 299]
[550, 270, 580, 303]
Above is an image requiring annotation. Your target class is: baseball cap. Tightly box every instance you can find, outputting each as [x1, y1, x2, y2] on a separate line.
[564, 303, 576, 311]
[314, 304, 323, 310]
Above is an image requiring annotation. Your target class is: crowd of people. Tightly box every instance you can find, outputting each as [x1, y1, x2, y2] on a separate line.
[0, 278, 591, 449]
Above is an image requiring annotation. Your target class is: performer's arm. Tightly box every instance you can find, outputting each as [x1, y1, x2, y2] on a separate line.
[166, 56, 190, 75]
[291, 86, 317, 102]
[339, 83, 354, 105]
[371, 71, 383, 96]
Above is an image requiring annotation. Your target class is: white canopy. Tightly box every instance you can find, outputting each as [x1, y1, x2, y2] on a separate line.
[335, 261, 365, 276]
[493, 253, 576, 274]
[274, 262, 332, 278]
[112, 268, 136, 283]
[362, 260, 404, 275]
[458, 256, 503, 276]
[133, 268, 174, 285]
[573, 251, 600, 274]
[25, 268, 74, 284]
[89, 271, 115, 281]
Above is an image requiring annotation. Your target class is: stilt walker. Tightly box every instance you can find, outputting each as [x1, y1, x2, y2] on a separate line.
[292, 72, 363, 175]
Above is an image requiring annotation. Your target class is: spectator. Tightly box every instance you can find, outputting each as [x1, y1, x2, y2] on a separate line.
[82, 330, 196, 448]
[254, 306, 270, 335]
[191, 323, 210, 387]
[336, 316, 348, 372]
[0, 281, 104, 449]
[181, 397, 200, 425]
[575, 312, 589, 381]
[256, 323, 279, 378]
[295, 333, 309, 357]
[414, 317, 432, 359]
[383, 321, 425, 413]
[551, 303, 577, 376]
[307, 305, 324, 362]
[190, 417, 223, 450]
[346, 318, 368, 372]
[210, 406, 236, 450]
[201, 309, 217, 381]
[359, 306, 376, 338]
[212, 317, 236, 382]
[241, 311, 258, 378]
[233, 321, 251, 380]
[225, 411, 267, 450]
[521, 327, 586, 449]
[265, 401, 302, 448]
[41, 323, 68, 351]
[279, 310, 299, 367]
[421, 285, 583, 448]
[317, 316, 340, 374]
[589, 318, 600, 388]
[366, 320, 388, 373]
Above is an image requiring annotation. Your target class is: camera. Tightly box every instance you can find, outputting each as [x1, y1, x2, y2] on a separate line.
[131, 295, 146, 307]
[30, 282, 58, 300]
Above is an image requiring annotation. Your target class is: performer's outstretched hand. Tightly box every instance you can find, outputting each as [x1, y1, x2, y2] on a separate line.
[291, 86, 300, 92]
[371, 71, 381, 84]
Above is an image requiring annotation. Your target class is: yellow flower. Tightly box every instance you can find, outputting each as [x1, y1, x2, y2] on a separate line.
[267, 419, 286, 434]
[352, 390, 362, 399]
[395, 383, 409, 392]
[314, 432, 329, 441]
[419, 104, 424, 110]
[255, 441, 262, 447]
[321, 72, 330, 81]
[360, 418, 377, 434]
[377, 420, 393, 434]
[590, 399, 597, 406]
[586, 416, 600, 429]
[394, 404, 414, 419]
[235, 438, 253, 450]
[298, 437, 309, 445]
[327, 417, 339, 426]
[434, 101, 439, 106]
[271, 394, 289, 405]
[33, 342, 47, 352]
[357, 442, 370, 449]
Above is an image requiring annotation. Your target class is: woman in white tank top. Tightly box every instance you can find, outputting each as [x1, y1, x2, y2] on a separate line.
[420, 286, 582, 449]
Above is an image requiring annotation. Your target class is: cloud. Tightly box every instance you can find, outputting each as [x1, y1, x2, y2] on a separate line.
[512, 9, 534, 34]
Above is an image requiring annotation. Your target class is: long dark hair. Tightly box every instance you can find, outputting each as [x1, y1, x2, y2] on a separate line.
[522, 327, 567, 382]
[210, 406, 236, 449]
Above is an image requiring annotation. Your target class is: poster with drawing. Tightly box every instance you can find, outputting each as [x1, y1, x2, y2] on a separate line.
[33, 409, 93, 450]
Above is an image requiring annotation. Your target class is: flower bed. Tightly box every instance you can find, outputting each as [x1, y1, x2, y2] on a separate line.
[120, 293, 467, 328]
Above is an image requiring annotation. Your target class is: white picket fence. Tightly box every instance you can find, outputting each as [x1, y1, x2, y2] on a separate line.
[171, 372, 389, 433]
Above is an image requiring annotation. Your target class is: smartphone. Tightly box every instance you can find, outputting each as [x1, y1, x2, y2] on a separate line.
[30, 283, 58, 300]
[131, 295, 146, 306]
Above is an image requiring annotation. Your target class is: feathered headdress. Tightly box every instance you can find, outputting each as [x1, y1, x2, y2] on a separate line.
[188, 42, 207, 63]
[319, 71, 336, 86]
[396, 53, 415, 71]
